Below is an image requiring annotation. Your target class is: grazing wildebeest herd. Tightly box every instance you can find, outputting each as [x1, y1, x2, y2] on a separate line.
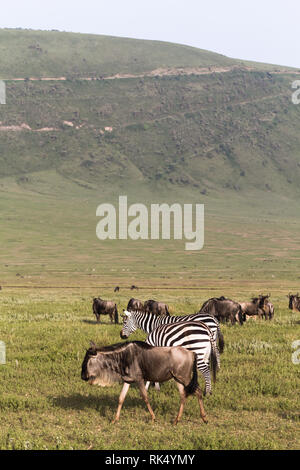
[79, 290, 298, 424]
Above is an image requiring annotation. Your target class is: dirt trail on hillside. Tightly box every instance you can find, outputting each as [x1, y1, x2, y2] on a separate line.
[5, 64, 300, 82]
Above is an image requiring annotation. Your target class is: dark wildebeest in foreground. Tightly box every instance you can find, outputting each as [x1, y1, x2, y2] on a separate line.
[127, 298, 144, 311]
[114, 286, 120, 293]
[144, 299, 170, 316]
[130, 285, 139, 291]
[288, 293, 300, 312]
[92, 298, 119, 324]
[81, 341, 207, 425]
[200, 297, 243, 325]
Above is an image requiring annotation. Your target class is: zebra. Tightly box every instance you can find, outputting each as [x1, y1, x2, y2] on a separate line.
[121, 313, 219, 395]
[120, 308, 224, 360]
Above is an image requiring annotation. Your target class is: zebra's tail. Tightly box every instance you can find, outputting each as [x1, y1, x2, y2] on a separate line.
[210, 335, 219, 382]
[184, 354, 199, 397]
[217, 325, 225, 354]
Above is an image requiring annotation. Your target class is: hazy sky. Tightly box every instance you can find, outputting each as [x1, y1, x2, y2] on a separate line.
[1, 0, 299, 68]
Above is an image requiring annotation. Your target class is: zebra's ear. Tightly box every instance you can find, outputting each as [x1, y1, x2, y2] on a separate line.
[90, 341, 96, 351]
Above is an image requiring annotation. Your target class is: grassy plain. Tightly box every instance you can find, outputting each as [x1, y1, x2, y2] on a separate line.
[0, 188, 300, 450]
[0, 285, 299, 450]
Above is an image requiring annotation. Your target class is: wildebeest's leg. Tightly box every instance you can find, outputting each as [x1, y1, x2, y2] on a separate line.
[174, 382, 208, 425]
[112, 382, 130, 424]
[195, 386, 208, 424]
[173, 382, 186, 425]
[137, 381, 155, 421]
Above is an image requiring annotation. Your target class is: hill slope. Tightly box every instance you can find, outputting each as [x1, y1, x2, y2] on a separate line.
[1, 29, 300, 284]
[0, 28, 246, 79]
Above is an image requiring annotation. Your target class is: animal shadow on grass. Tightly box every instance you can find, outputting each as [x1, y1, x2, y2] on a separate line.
[51, 388, 154, 418]
[82, 319, 120, 325]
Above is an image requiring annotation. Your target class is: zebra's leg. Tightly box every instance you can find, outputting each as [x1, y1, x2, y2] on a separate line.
[145, 381, 160, 391]
[197, 358, 212, 396]
[112, 382, 130, 424]
[137, 381, 156, 422]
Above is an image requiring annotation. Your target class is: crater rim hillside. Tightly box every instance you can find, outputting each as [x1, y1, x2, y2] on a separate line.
[0, 27, 300, 204]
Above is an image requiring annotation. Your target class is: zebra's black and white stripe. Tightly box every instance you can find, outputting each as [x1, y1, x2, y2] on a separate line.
[120, 309, 224, 358]
[145, 321, 218, 395]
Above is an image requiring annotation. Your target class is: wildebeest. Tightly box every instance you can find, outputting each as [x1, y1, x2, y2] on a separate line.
[239, 297, 264, 321]
[144, 299, 170, 316]
[258, 294, 274, 320]
[127, 298, 144, 311]
[130, 285, 139, 291]
[114, 286, 120, 292]
[200, 297, 243, 324]
[81, 341, 207, 425]
[92, 298, 119, 324]
[288, 293, 300, 312]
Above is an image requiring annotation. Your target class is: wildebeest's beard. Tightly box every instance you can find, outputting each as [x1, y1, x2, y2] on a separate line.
[81, 349, 94, 381]
[83, 348, 134, 386]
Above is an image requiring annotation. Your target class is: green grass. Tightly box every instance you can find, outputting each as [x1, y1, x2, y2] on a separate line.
[0, 287, 299, 450]
[0, 28, 279, 80]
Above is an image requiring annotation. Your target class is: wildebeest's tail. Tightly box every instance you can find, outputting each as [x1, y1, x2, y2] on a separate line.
[114, 304, 119, 324]
[165, 305, 170, 316]
[184, 354, 199, 397]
